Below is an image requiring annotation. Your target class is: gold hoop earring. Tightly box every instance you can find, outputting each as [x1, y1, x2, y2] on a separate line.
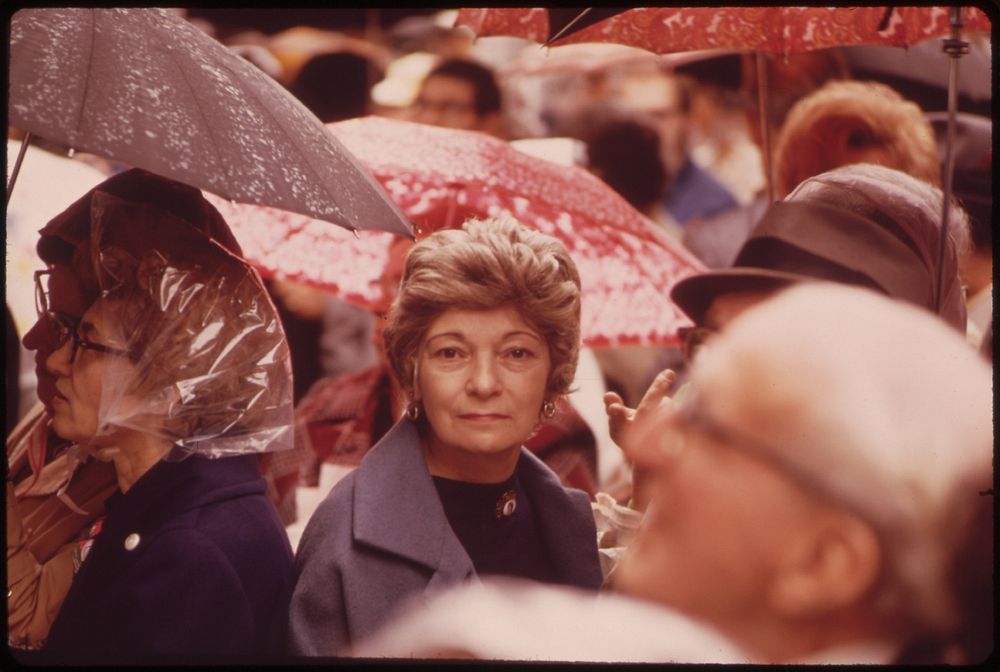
[405, 402, 420, 421]
[541, 400, 557, 419]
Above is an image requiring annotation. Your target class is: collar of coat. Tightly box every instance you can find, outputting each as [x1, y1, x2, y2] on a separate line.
[351, 418, 600, 586]
[102, 453, 265, 534]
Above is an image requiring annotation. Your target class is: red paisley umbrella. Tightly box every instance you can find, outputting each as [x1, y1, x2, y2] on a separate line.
[455, 7, 992, 56]
[457, 6, 990, 308]
[207, 115, 706, 348]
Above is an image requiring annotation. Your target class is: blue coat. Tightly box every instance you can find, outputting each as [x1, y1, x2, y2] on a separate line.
[664, 157, 739, 225]
[36, 453, 294, 664]
[287, 418, 603, 657]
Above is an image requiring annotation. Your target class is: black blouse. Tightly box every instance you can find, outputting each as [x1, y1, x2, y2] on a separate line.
[432, 471, 556, 583]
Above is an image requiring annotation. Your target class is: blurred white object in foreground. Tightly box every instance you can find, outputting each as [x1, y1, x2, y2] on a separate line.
[350, 577, 753, 663]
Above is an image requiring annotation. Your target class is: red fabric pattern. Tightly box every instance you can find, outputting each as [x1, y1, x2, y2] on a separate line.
[456, 7, 992, 57]
[207, 116, 705, 348]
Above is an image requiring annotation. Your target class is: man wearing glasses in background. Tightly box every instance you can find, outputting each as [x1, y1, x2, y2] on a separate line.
[6, 169, 242, 652]
[604, 162, 972, 513]
[409, 57, 505, 137]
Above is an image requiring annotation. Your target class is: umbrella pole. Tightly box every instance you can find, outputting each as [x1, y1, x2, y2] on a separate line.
[5, 130, 33, 206]
[935, 7, 969, 312]
[755, 52, 775, 204]
[544, 9, 591, 47]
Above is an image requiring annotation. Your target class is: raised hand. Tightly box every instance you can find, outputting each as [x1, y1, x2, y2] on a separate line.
[603, 369, 680, 511]
[603, 368, 676, 451]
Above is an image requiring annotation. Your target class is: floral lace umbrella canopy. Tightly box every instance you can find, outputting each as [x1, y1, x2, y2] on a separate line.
[209, 116, 707, 348]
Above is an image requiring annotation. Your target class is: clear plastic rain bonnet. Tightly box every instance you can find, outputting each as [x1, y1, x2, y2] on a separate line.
[82, 191, 294, 459]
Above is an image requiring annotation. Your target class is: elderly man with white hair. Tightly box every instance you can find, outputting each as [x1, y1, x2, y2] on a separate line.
[606, 162, 973, 513]
[612, 282, 993, 664]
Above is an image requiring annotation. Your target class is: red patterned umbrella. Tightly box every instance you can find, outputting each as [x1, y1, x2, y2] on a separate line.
[458, 6, 990, 307]
[455, 7, 991, 56]
[207, 115, 706, 348]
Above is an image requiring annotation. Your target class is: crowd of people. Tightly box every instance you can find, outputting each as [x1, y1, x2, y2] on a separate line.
[6, 8, 993, 665]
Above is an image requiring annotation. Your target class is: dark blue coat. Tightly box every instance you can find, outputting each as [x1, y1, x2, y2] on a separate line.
[37, 453, 294, 665]
[287, 418, 602, 657]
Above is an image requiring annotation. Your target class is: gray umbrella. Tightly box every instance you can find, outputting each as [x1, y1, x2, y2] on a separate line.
[840, 35, 991, 105]
[8, 7, 412, 237]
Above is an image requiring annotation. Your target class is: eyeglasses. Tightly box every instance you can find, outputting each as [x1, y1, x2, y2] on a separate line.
[677, 325, 715, 365]
[47, 311, 131, 365]
[34, 269, 53, 317]
[672, 389, 861, 519]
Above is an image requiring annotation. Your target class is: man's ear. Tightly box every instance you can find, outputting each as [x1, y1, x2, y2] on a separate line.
[767, 509, 883, 618]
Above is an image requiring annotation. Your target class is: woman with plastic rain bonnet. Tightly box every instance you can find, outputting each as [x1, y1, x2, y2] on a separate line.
[33, 192, 296, 664]
[287, 216, 603, 656]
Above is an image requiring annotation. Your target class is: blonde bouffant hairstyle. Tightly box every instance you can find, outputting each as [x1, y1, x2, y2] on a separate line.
[774, 80, 941, 198]
[382, 216, 582, 403]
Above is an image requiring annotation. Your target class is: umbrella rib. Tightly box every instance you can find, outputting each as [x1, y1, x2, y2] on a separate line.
[221, 64, 325, 174]
[73, 9, 98, 136]
[163, 45, 233, 193]
[213, 58, 349, 214]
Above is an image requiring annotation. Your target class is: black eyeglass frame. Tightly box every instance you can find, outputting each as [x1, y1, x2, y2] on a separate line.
[672, 388, 879, 526]
[677, 325, 716, 365]
[34, 269, 53, 317]
[46, 309, 132, 365]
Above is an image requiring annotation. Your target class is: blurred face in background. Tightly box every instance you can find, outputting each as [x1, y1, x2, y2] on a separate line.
[411, 73, 503, 137]
[412, 74, 484, 131]
[616, 73, 689, 173]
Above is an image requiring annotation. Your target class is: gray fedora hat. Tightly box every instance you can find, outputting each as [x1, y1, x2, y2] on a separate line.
[671, 199, 942, 326]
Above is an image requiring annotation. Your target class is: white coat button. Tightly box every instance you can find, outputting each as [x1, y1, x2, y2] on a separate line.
[124, 533, 141, 551]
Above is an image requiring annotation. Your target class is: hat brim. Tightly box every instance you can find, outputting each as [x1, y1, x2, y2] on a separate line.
[671, 268, 818, 325]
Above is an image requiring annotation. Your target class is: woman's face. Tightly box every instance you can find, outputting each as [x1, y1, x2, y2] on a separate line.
[45, 301, 128, 444]
[415, 306, 551, 482]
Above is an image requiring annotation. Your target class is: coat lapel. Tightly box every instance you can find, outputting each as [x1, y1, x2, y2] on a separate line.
[517, 449, 603, 588]
[350, 419, 598, 590]
[352, 419, 473, 579]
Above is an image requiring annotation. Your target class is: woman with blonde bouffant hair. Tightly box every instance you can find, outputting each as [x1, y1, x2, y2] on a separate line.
[288, 216, 603, 656]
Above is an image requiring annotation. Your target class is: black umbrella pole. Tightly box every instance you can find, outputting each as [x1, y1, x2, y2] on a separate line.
[935, 8, 968, 312]
[544, 8, 592, 46]
[5, 131, 33, 206]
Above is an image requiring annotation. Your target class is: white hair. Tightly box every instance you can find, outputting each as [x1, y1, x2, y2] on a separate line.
[691, 282, 992, 636]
